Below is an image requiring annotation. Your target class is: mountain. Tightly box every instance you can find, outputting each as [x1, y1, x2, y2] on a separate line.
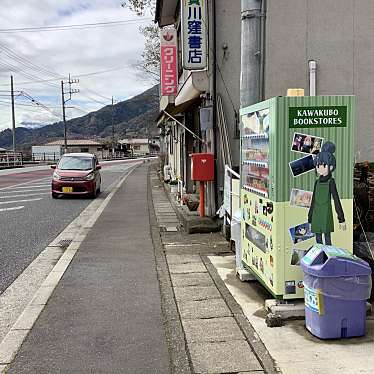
[0, 85, 159, 150]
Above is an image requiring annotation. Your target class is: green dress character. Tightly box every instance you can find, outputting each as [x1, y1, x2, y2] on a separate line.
[308, 142, 346, 245]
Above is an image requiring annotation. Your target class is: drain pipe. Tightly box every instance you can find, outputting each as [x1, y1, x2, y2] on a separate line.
[309, 60, 317, 96]
[240, 0, 262, 108]
[259, 0, 266, 100]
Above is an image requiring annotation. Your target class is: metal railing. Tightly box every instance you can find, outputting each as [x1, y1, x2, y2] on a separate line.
[0, 152, 23, 168]
[30, 153, 61, 162]
[223, 165, 240, 224]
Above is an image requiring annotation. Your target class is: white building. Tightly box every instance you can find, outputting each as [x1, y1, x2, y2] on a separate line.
[118, 138, 159, 156]
[32, 139, 108, 161]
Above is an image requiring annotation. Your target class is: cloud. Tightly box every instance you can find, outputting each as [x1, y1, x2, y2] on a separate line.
[0, 0, 155, 132]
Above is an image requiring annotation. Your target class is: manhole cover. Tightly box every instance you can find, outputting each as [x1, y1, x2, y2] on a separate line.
[58, 239, 73, 249]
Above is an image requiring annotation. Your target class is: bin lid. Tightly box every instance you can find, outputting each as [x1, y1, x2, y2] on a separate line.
[301, 244, 371, 277]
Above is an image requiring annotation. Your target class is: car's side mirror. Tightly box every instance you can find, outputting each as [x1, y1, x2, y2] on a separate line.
[51, 165, 57, 169]
[96, 165, 102, 170]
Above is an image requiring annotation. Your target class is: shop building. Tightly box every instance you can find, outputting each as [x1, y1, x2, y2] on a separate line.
[156, 0, 374, 218]
[156, 0, 241, 216]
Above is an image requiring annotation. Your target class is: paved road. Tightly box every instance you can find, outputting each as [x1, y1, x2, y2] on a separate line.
[0, 160, 140, 295]
[7, 164, 171, 374]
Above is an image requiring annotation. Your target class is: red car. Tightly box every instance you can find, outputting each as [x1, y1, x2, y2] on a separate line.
[51, 153, 101, 198]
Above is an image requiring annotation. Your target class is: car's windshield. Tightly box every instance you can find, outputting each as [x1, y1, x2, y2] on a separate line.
[58, 156, 93, 171]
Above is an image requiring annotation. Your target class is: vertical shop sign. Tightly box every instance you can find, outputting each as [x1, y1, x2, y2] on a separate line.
[160, 27, 178, 96]
[182, 0, 207, 70]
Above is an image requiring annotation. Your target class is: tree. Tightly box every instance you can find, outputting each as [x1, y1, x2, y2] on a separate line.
[121, 0, 155, 16]
[122, 0, 160, 82]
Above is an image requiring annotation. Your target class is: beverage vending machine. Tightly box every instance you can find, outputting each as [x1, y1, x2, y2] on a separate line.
[240, 96, 355, 299]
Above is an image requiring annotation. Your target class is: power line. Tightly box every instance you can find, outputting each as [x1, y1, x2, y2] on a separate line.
[0, 18, 152, 33]
[0, 42, 63, 79]
[79, 83, 112, 102]
[0, 60, 60, 89]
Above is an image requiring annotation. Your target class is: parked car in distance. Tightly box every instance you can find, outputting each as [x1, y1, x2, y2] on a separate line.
[51, 153, 101, 199]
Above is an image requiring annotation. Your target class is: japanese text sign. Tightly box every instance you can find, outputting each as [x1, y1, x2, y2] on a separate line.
[182, 0, 207, 70]
[160, 27, 178, 96]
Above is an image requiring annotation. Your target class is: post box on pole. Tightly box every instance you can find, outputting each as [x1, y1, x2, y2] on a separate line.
[190, 153, 215, 217]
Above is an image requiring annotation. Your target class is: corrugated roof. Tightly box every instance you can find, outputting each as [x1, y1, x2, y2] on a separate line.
[119, 138, 149, 145]
[45, 139, 102, 146]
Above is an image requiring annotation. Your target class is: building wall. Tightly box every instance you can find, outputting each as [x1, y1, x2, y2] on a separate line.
[132, 144, 149, 155]
[265, 0, 374, 161]
[215, 0, 241, 168]
[31, 145, 62, 160]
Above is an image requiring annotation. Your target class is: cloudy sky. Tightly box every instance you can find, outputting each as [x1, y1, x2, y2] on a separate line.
[0, 0, 155, 131]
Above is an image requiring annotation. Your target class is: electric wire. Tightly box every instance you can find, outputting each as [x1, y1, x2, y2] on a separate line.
[0, 19, 152, 33]
[0, 42, 63, 79]
[0, 60, 60, 89]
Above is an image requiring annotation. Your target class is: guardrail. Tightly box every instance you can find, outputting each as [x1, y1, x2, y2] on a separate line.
[25, 152, 160, 163]
[0, 152, 23, 168]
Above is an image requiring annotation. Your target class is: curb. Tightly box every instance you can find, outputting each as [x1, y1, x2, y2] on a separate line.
[202, 256, 281, 374]
[147, 164, 193, 374]
[0, 163, 141, 373]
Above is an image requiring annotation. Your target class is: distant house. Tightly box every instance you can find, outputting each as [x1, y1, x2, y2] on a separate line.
[32, 139, 108, 160]
[119, 138, 150, 156]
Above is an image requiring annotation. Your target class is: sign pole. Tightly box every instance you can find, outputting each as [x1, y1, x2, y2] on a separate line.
[200, 181, 205, 217]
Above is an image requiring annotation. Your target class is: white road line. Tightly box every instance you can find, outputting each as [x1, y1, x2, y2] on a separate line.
[0, 188, 50, 194]
[0, 178, 49, 191]
[0, 206, 24, 212]
[1, 185, 50, 190]
[0, 198, 42, 205]
[0, 193, 49, 199]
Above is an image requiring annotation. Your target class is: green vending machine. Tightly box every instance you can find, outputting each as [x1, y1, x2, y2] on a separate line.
[240, 96, 355, 299]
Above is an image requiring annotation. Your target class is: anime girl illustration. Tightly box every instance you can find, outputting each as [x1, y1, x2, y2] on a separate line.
[301, 136, 313, 153]
[308, 141, 346, 245]
[292, 135, 303, 151]
[311, 138, 322, 154]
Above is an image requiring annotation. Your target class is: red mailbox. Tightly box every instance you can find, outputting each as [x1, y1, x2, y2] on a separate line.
[191, 153, 214, 181]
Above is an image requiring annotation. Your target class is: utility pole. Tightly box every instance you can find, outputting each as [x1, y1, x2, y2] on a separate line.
[61, 81, 67, 152]
[111, 96, 115, 155]
[61, 74, 79, 153]
[10, 75, 16, 159]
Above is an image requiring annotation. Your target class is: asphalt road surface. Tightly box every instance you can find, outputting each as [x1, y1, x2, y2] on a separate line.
[0, 160, 140, 295]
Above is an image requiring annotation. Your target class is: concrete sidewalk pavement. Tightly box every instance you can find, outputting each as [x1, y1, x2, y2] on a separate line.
[149, 165, 277, 374]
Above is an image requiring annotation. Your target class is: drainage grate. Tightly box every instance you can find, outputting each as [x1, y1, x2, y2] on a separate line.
[58, 239, 73, 249]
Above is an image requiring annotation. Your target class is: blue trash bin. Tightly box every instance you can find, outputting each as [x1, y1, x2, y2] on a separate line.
[301, 244, 372, 339]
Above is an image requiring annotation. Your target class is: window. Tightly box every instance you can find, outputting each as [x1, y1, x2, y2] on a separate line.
[133, 145, 140, 151]
[80, 148, 89, 152]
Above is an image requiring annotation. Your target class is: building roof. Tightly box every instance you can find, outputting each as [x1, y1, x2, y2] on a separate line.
[119, 138, 149, 145]
[45, 139, 102, 146]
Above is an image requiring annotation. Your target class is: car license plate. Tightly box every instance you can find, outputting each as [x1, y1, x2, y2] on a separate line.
[62, 187, 73, 193]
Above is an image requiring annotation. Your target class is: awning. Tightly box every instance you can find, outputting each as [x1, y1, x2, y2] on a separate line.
[156, 97, 201, 127]
[175, 71, 209, 106]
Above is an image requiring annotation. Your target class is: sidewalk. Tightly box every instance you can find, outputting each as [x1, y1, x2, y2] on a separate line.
[149, 165, 277, 374]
